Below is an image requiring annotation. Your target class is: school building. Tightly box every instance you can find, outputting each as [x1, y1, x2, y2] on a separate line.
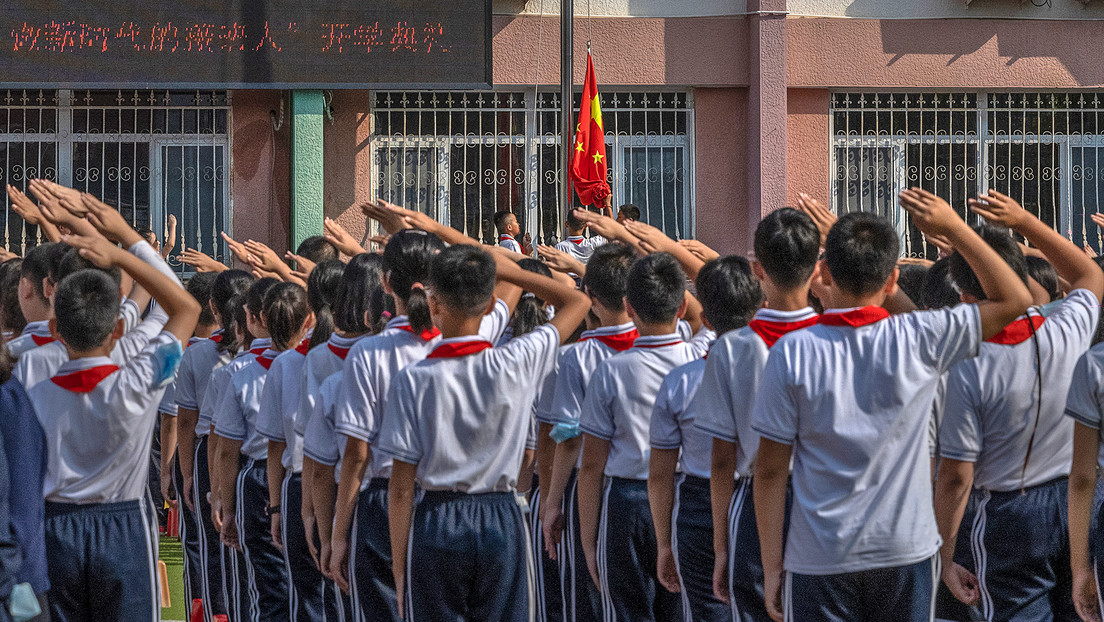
[3, 0, 1104, 267]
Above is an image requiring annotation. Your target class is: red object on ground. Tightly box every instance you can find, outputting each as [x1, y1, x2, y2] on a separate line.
[167, 506, 180, 538]
[190, 599, 204, 622]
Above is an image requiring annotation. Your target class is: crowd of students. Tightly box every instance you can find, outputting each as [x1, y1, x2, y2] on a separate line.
[2, 177, 1104, 622]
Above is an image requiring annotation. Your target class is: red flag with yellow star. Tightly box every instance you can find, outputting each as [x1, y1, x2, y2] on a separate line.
[569, 53, 611, 207]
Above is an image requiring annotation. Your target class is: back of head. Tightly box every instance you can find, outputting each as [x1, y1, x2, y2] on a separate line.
[754, 208, 821, 290]
[428, 244, 496, 318]
[21, 243, 56, 302]
[493, 210, 516, 234]
[58, 248, 122, 292]
[306, 259, 346, 349]
[44, 242, 72, 288]
[824, 212, 900, 296]
[566, 209, 586, 232]
[696, 256, 763, 335]
[582, 242, 636, 313]
[618, 204, 641, 222]
[296, 235, 338, 264]
[246, 277, 280, 330]
[54, 270, 121, 352]
[0, 259, 26, 334]
[333, 253, 385, 335]
[896, 264, 929, 308]
[511, 258, 553, 338]
[384, 230, 446, 333]
[1024, 256, 1061, 303]
[921, 257, 960, 310]
[625, 252, 686, 325]
[263, 282, 310, 351]
[948, 224, 1027, 301]
[186, 272, 218, 327]
[212, 269, 255, 353]
[227, 294, 253, 352]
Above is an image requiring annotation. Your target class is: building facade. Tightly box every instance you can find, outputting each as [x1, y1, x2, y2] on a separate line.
[2, 0, 1103, 266]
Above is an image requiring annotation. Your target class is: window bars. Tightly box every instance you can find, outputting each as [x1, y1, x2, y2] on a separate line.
[370, 89, 693, 245]
[0, 89, 230, 269]
[832, 92, 1104, 258]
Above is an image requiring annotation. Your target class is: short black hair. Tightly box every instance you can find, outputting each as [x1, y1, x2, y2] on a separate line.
[696, 256, 762, 336]
[754, 208, 821, 290]
[54, 270, 121, 352]
[566, 209, 586, 231]
[306, 259, 346, 349]
[493, 210, 517, 233]
[20, 243, 55, 301]
[185, 272, 218, 327]
[296, 235, 338, 264]
[948, 224, 1028, 301]
[824, 212, 900, 296]
[921, 257, 960, 310]
[582, 242, 635, 312]
[428, 244, 496, 318]
[0, 258, 26, 334]
[333, 253, 384, 335]
[1025, 256, 1062, 303]
[57, 248, 122, 292]
[625, 252, 686, 325]
[618, 204, 641, 221]
[896, 264, 929, 308]
[44, 242, 72, 286]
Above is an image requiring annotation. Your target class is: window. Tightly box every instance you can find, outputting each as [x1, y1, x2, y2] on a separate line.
[371, 90, 693, 244]
[831, 92, 1104, 257]
[0, 89, 231, 269]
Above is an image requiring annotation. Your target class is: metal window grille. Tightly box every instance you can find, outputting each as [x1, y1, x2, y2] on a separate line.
[0, 89, 231, 269]
[832, 92, 1104, 257]
[371, 89, 693, 245]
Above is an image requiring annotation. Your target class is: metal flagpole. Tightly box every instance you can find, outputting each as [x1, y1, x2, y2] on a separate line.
[561, 0, 573, 219]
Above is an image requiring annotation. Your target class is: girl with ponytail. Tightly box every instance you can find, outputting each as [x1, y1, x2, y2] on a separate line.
[306, 260, 346, 350]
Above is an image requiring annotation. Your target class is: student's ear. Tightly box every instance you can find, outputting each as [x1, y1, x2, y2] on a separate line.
[816, 259, 833, 288]
[382, 271, 395, 296]
[111, 317, 125, 341]
[882, 267, 900, 298]
[676, 294, 689, 319]
[751, 260, 767, 282]
[481, 295, 496, 317]
[701, 314, 714, 332]
[208, 299, 220, 323]
[305, 311, 316, 330]
[623, 297, 637, 322]
[42, 277, 55, 300]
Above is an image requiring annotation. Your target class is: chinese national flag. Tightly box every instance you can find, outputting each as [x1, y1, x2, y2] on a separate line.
[569, 53, 611, 207]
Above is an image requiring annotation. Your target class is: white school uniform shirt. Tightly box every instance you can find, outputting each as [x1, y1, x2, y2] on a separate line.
[376, 324, 560, 493]
[214, 348, 277, 461]
[580, 333, 706, 480]
[1065, 344, 1104, 470]
[303, 372, 357, 486]
[256, 344, 310, 472]
[295, 333, 365, 436]
[336, 303, 511, 480]
[650, 356, 711, 478]
[940, 290, 1099, 491]
[544, 322, 640, 430]
[554, 235, 606, 264]
[175, 331, 227, 414]
[28, 331, 182, 503]
[5, 321, 55, 358]
[693, 308, 819, 478]
[751, 304, 981, 575]
[199, 343, 268, 435]
[499, 234, 523, 254]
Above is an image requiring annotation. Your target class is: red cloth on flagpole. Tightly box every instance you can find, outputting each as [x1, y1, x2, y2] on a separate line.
[569, 53, 612, 207]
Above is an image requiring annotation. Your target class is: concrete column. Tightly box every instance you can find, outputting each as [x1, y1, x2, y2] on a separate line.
[290, 90, 325, 251]
[748, 0, 789, 231]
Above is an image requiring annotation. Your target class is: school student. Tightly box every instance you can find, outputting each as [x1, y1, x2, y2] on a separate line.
[5, 243, 56, 358]
[540, 242, 638, 622]
[649, 256, 762, 622]
[751, 189, 1033, 622]
[211, 278, 289, 622]
[378, 244, 592, 622]
[28, 213, 201, 622]
[496, 210, 526, 254]
[933, 191, 1103, 621]
[692, 208, 822, 622]
[176, 269, 253, 622]
[555, 210, 605, 265]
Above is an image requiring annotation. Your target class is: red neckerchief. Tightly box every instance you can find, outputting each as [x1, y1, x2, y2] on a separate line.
[581, 328, 639, 352]
[328, 343, 351, 360]
[295, 338, 311, 356]
[249, 346, 267, 356]
[986, 315, 1046, 345]
[748, 316, 820, 348]
[51, 365, 120, 393]
[427, 340, 493, 359]
[817, 307, 890, 328]
[568, 236, 585, 246]
[31, 335, 55, 346]
[396, 324, 442, 342]
[256, 354, 275, 370]
[500, 234, 515, 244]
[211, 333, 223, 344]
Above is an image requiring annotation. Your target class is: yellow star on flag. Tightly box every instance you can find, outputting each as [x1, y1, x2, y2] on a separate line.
[592, 152, 604, 164]
[576, 141, 585, 152]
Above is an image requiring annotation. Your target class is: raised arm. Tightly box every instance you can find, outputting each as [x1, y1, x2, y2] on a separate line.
[9, 184, 61, 242]
[623, 220, 705, 281]
[900, 188, 1032, 339]
[573, 209, 646, 254]
[494, 254, 591, 344]
[970, 190, 1104, 301]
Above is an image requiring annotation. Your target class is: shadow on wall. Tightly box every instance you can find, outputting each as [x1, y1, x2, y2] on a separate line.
[323, 91, 374, 245]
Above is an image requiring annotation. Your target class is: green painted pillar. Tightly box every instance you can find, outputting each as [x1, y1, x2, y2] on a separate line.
[290, 90, 325, 252]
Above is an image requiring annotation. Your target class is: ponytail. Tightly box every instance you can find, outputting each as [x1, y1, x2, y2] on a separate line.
[383, 229, 446, 335]
[227, 295, 254, 353]
[306, 259, 345, 349]
[211, 269, 254, 354]
[262, 282, 311, 352]
[510, 258, 553, 338]
[333, 254, 385, 336]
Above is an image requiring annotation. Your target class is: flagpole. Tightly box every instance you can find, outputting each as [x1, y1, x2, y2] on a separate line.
[561, 0, 573, 222]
